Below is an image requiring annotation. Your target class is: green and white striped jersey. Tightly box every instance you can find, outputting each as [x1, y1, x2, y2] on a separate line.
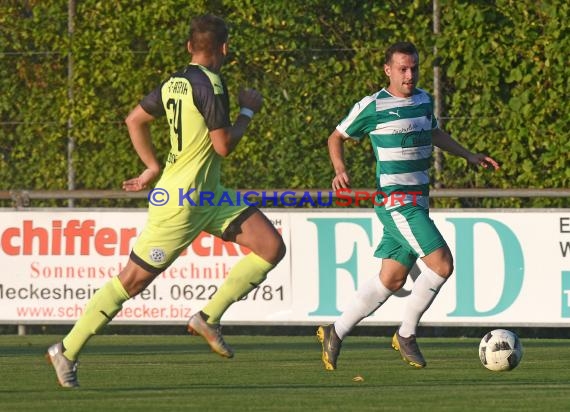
[336, 87, 438, 209]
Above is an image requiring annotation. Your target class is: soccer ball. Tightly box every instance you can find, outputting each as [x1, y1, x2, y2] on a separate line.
[479, 329, 523, 371]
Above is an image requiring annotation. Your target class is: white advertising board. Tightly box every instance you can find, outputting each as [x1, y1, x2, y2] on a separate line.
[1, 209, 569, 326]
[288, 210, 570, 327]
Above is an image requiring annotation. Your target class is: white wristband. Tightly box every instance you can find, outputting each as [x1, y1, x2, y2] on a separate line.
[239, 107, 254, 119]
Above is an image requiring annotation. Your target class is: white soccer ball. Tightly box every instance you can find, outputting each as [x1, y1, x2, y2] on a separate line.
[479, 329, 523, 371]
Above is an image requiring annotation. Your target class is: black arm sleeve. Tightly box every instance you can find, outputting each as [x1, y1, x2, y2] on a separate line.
[139, 84, 166, 118]
[191, 80, 231, 131]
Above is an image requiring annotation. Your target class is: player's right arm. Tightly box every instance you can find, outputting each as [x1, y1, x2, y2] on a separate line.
[122, 105, 162, 192]
[329, 96, 375, 190]
[210, 88, 263, 157]
[328, 129, 351, 190]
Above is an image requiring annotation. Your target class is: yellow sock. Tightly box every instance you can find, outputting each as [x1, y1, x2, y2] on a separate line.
[62, 276, 130, 360]
[202, 253, 274, 324]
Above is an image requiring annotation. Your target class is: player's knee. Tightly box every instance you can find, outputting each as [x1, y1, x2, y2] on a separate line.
[381, 274, 407, 291]
[444, 250, 455, 277]
[251, 233, 286, 266]
[269, 237, 286, 265]
[425, 247, 454, 278]
[441, 261, 454, 278]
[119, 262, 158, 297]
[381, 279, 402, 292]
[435, 255, 454, 278]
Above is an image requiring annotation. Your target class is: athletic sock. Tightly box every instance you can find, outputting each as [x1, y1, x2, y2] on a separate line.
[202, 253, 274, 324]
[62, 276, 130, 361]
[398, 267, 447, 338]
[334, 274, 393, 340]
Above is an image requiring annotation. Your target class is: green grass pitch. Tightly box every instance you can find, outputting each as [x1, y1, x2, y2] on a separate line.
[1, 334, 569, 411]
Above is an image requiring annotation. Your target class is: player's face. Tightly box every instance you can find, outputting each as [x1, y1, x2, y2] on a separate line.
[384, 52, 419, 98]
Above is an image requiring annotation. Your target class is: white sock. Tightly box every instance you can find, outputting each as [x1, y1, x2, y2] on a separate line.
[334, 275, 393, 340]
[398, 266, 447, 338]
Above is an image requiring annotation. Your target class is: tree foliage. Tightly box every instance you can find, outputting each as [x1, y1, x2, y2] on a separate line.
[0, 0, 568, 207]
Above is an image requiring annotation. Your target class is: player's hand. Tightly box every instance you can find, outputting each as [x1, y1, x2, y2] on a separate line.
[238, 88, 263, 113]
[466, 153, 500, 171]
[332, 172, 351, 191]
[122, 168, 160, 192]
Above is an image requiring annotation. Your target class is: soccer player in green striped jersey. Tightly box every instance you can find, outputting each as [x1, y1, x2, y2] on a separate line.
[317, 42, 499, 370]
[47, 14, 286, 388]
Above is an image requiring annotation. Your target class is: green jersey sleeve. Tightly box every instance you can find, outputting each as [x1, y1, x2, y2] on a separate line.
[336, 95, 378, 141]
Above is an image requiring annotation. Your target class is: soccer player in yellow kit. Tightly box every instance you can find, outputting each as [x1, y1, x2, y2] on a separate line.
[47, 14, 285, 388]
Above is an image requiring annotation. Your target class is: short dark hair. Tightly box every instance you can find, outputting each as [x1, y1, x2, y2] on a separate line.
[188, 14, 229, 54]
[384, 42, 418, 65]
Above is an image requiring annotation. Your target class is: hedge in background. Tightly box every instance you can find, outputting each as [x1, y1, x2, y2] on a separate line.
[0, 0, 568, 207]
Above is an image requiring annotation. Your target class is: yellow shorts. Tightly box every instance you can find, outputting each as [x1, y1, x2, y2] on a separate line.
[131, 187, 253, 274]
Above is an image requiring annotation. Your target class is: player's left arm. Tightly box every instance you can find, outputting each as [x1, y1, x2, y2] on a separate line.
[209, 88, 263, 157]
[432, 128, 500, 170]
[122, 105, 162, 191]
